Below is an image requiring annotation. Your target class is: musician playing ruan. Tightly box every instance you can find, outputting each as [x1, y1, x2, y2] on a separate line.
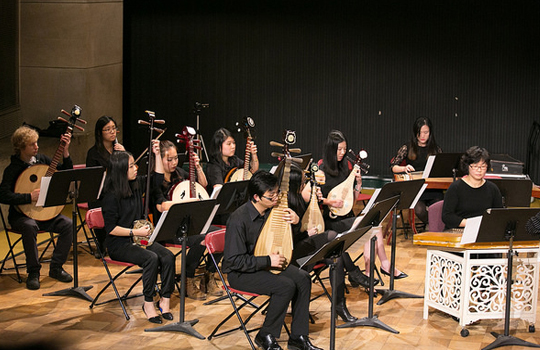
[206, 127, 259, 192]
[222, 171, 322, 350]
[151, 140, 221, 300]
[101, 145, 175, 324]
[0, 126, 74, 290]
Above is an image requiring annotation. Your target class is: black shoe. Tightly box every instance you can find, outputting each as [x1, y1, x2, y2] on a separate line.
[26, 272, 40, 290]
[287, 335, 323, 350]
[156, 301, 173, 321]
[142, 304, 162, 324]
[255, 333, 282, 350]
[380, 268, 408, 280]
[348, 267, 379, 288]
[335, 299, 358, 322]
[49, 267, 73, 283]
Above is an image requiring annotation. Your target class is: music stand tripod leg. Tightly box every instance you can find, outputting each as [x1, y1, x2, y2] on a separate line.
[376, 207, 423, 305]
[337, 235, 399, 333]
[482, 239, 540, 350]
[144, 220, 205, 339]
[43, 195, 93, 301]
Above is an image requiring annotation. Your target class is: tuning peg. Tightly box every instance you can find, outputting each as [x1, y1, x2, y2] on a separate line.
[271, 152, 284, 158]
[289, 148, 302, 154]
[270, 141, 284, 147]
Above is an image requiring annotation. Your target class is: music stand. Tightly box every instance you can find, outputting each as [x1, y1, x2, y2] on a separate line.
[337, 196, 400, 333]
[298, 226, 372, 350]
[214, 180, 249, 216]
[372, 179, 426, 305]
[41, 166, 106, 301]
[144, 199, 216, 339]
[487, 178, 533, 208]
[470, 208, 540, 350]
[424, 153, 464, 180]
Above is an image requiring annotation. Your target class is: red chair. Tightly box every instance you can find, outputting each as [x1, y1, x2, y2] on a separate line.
[86, 208, 142, 320]
[204, 228, 289, 349]
[427, 200, 445, 232]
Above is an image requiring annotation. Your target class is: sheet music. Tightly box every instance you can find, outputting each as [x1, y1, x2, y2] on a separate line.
[347, 213, 366, 233]
[269, 165, 278, 174]
[148, 210, 168, 244]
[210, 185, 222, 199]
[97, 171, 106, 200]
[360, 188, 381, 215]
[36, 176, 51, 207]
[461, 216, 482, 244]
[423, 155, 436, 178]
[200, 204, 220, 234]
[410, 183, 428, 209]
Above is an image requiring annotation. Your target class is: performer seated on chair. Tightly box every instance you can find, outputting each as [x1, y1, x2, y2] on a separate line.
[222, 170, 323, 350]
[205, 127, 259, 224]
[151, 140, 223, 300]
[390, 116, 443, 225]
[442, 146, 503, 230]
[86, 115, 125, 257]
[288, 163, 358, 323]
[101, 146, 175, 324]
[315, 130, 406, 284]
[0, 126, 74, 290]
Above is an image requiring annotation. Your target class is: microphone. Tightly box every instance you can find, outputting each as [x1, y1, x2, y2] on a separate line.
[194, 102, 209, 108]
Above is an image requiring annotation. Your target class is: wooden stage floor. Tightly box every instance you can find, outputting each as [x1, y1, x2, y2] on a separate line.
[1, 228, 540, 350]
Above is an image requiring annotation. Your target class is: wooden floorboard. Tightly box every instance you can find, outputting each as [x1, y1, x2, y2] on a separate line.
[1, 228, 540, 350]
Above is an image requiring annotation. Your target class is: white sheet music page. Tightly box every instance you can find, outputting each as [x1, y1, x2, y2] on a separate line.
[36, 176, 51, 207]
[360, 188, 381, 215]
[201, 204, 220, 234]
[409, 183, 428, 209]
[461, 216, 482, 244]
[423, 155, 435, 178]
[148, 210, 168, 244]
[210, 185, 222, 199]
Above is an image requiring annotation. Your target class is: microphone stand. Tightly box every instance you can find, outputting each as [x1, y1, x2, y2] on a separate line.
[193, 102, 209, 163]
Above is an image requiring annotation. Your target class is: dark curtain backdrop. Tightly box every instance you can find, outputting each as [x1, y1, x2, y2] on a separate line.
[124, 0, 540, 178]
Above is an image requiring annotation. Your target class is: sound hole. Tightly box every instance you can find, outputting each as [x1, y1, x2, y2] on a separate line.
[30, 174, 38, 183]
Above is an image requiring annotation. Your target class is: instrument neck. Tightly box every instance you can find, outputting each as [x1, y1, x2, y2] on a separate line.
[188, 143, 196, 198]
[243, 136, 252, 179]
[46, 127, 72, 177]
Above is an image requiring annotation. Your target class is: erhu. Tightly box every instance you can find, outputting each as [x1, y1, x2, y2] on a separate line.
[131, 110, 165, 247]
[254, 130, 303, 273]
[327, 149, 370, 219]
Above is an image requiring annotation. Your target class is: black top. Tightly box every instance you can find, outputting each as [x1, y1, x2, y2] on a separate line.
[442, 179, 503, 229]
[150, 167, 190, 223]
[0, 154, 73, 220]
[222, 201, 271, 274]
[206, 155, 244, 189]
[390, 144, 443, 171]
[102, 175, 160, 251]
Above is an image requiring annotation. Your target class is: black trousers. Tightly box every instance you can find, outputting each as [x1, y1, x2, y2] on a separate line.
[108, 241, 176, 302]
[227, 265, 311, 339]
[10, 213, 72, 274]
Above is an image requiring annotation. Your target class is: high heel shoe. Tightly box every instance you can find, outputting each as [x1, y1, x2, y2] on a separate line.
[380, 268, 408, 280]
[156, 301, 174, 321]
[142, 304, 162, 324]
[335, 298, 358, 322]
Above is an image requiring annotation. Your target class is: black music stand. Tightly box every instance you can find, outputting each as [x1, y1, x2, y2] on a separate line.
[488, 178, 533, 208]
[144, 199, 217, 339]
[214, 180, 249, 216]
[372, 179, 426, 305]
[298, 226, 372, 350]
[471, 208, 540, 350]
[337, 196, 400, 333]
[42, 166, 106, 301]
[424, 153, 464, 179]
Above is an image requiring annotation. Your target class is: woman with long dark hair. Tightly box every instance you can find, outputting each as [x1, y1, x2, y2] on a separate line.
[101, 147, 176, 324]
[86, 116, 125, 255]
[390, 116, 443, 223]
[205, 127, 259, 191]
